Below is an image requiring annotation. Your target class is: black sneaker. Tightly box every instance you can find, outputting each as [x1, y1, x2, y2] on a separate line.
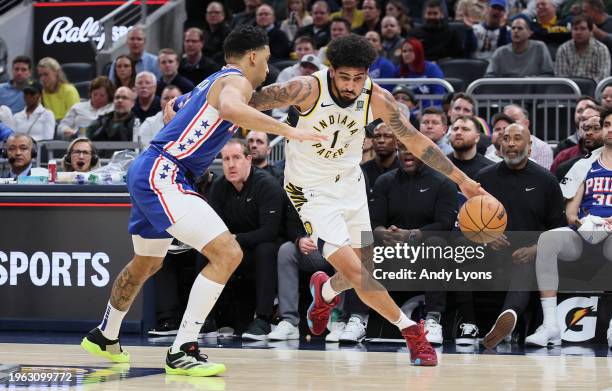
[241, 318, 271, 341]
[165, 342, 225, 376]
[199, 317, 219, 338]
[81, 327, 130, 363]
[456, 323, 479, 346]
[148, 319, 179, 336]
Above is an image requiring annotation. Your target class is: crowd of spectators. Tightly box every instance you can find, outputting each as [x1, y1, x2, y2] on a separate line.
[2, 0, 612, 348]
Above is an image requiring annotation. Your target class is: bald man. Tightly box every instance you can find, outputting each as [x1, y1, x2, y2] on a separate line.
[503, 105, 554, 170]
[246, 130, 283, 183]
[475, 123, 565, 349]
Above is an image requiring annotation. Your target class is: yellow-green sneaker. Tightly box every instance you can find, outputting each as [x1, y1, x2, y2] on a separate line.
[165, 342, 225, 377]
[80, 327, 130, 363]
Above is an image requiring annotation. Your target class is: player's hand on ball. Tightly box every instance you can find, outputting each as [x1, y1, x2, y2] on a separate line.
[459, 178, 488, 198]
[288, 127, 328, 142]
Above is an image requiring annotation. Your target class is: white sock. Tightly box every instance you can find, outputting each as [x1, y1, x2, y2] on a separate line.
[392, 311, 415, 330]
[541, 297, 557, 328]
[172, 274, 225, 353]
[98, 302, 127, 340]
[321, 279, 339, 303]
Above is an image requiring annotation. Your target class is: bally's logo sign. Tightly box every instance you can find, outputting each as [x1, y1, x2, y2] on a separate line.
[42, 17, 131, 50]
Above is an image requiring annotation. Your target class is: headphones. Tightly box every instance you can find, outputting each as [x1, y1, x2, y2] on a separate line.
[63, 137, 99, 169]
[1, 133, 38, 160]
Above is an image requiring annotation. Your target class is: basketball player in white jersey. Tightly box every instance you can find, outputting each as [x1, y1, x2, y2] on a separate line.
[249, 34, 484, 366]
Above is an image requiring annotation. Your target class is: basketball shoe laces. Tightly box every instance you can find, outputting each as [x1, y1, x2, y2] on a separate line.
[182, 342, 208, 363]
[311, 296, 338, 323]
[405, 320, 435, 355]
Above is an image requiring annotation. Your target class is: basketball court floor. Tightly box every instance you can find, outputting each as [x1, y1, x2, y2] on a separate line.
[1, 332, 611, 390]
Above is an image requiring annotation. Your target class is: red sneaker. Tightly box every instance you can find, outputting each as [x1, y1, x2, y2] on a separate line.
[402, 320, 438, 366]
[307, 271, 340, 335]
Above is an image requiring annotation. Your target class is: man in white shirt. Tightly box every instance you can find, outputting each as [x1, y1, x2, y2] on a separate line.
[275, 36, 317, 84]
[134, 85, 182, 148]
[13, 81, 55, 141]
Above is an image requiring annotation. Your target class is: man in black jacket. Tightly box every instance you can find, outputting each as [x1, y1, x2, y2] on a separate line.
[87, 86, 139, 150]
[476, 123, 566, 349]
[209, 139, 285, 340]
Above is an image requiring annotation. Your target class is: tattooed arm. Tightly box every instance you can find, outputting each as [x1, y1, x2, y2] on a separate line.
[207, 75, 325, 142]
[249, 77, 319, 112]
[370, 84, 485, 198]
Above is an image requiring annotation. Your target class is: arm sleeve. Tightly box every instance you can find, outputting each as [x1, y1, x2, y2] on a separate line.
[57, 105, 77, 136]
[42, 110, 56, 140]
[235, 177, 285, 248]
[553, 46, 568, 77]
[66, 85, 81, 112]
[485, 51, 498, 77]
[285, 201, 306, 242]
[598, 45, 611, 82]
[420, 178, 458, 231]
[369, 175, 391, 229]
[545, 176, 567, 229]
[540, 45, 555, 76]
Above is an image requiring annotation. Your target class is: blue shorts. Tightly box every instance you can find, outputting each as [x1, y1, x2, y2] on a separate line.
[127, 148, 208, 239]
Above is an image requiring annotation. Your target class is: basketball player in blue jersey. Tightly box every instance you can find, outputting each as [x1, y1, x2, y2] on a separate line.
[249, 34, 485, 366]
[527, 109, 612, 347]
[80, 25, 325, 377]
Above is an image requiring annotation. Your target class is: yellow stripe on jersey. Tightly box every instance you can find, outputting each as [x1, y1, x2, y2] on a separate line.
[299, 76, 322, 118]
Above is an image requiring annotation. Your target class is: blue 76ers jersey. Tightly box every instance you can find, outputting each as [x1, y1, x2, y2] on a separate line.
[580, 159, 612, 218]
[149, 67, 241, 175]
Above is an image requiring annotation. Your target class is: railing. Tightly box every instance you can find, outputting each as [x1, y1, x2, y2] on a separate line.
[467, 78, 582, 143]
[595, 76, 612, 102]
[87, 0, 148, 52]
[0, 0, 25, 16]
[35, 140, 140, 167]
[269, 77, 454, 163]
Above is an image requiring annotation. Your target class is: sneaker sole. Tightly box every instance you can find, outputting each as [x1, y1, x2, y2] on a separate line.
[268, 334, 300, 341]
[80, 337, 130, 363]
[198, 331, 219, 338]
[483, 312, 516, 350]
[525, 338, 561, 347]
[149, 330, 178, 336]
[455, 338, 477, 346]
[411, 358, 438, 366]
[426, 336, 443, 345]
[165, 363, 226, 377]
[241, 333, 268, 341]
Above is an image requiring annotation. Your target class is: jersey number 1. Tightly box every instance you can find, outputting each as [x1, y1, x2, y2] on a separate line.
[330, 130, 340, 149]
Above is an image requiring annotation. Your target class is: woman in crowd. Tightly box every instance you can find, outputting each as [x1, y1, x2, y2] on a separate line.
[37, 57, 80, 121]
[384, 0, 412, 35]
[280, 0, 313, 41]
[58, 76, 115, 140]
[395, 38, 445, 108]
[111, 55, 136, 89]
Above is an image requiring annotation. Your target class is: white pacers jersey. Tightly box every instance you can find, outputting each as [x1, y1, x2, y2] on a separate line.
[284, 69, 374, 187]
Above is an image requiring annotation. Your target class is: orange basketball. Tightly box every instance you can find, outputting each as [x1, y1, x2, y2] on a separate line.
[458, 194, 507, 244]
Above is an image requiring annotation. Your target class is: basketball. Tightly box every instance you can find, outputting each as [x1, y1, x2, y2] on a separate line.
[458, 195, 507, 244]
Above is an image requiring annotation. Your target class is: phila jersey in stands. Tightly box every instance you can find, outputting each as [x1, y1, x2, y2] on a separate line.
[580, 158, 612, 218]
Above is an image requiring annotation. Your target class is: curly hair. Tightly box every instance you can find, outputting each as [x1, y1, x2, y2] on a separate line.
[223, 25, 269, 60]
[326, 34, 377, 70]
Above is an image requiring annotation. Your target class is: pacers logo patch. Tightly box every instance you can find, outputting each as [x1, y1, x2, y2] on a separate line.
[304, 221, 313, 235]
[285, 183, 307, 212]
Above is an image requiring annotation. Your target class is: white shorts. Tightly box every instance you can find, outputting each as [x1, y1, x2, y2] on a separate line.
[285, 166, 373, 258]
[132, 198, 228, 258]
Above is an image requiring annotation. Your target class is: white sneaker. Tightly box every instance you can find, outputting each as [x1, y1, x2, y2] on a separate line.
[483, 309, 517, 350]
[525, 324, 561, 347]
[607, 320, 612, 348]
[456, 323, 479, 345]
[339, 316, 366, 343]
[325, 321, 346, 342]
[424, 318, 443, 345]
[268, 320, 299, 341]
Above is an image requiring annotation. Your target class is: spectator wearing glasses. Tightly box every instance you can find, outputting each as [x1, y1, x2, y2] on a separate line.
[87, 86, 139, 144]
[61, 137, 100, 173]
